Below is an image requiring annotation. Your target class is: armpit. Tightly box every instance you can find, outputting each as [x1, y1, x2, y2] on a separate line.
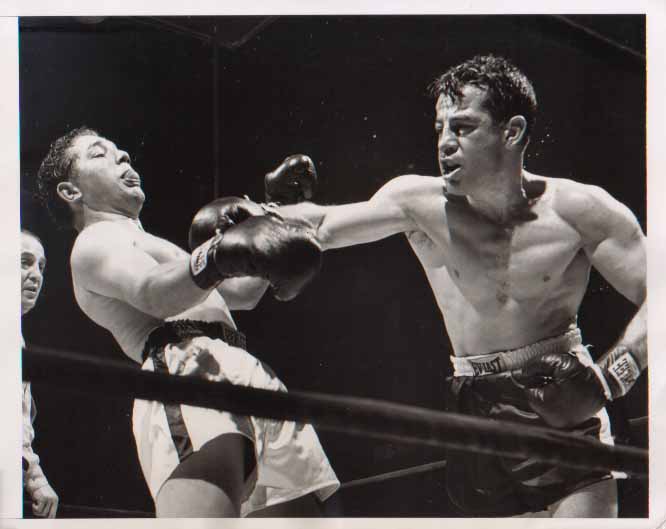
[405, 230, 446, 268]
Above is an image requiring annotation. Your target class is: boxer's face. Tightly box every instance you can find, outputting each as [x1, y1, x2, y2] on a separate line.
[21, 233, 46, 315]
[435, 85, 507, 197]
[66, 135, 145, 217]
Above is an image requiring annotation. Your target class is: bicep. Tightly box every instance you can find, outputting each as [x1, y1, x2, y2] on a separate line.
[584, 201, 646, 305]
[73, 237, 163, 307]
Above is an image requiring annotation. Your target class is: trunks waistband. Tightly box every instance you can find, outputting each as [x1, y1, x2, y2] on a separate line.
[141, 319, 247, 362]
[450, 328, 583, 377]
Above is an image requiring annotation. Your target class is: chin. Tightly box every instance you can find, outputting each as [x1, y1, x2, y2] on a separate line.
[444, 184, 465, 196]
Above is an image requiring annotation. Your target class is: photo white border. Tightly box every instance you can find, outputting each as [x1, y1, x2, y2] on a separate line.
[1, 1, 664, 527]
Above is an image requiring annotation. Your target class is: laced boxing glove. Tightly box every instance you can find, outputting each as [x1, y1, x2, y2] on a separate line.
[265, 154, 317, 204]
[188, 197, 322, 301]
[512, 347, 642, 428]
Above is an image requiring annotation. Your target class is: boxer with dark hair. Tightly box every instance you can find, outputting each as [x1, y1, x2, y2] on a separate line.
[36, 130, 338, 518]
[21, 229, 59, 518]
[273, 55, 646, 517]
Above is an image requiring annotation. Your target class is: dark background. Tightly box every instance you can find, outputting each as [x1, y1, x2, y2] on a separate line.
[19, 15, 647, 517]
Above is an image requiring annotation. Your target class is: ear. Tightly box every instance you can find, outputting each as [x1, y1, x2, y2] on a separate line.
[56, 181, 82, 204]
[504, 115, 528, 148]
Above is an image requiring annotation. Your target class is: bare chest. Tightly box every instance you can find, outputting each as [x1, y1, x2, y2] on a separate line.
[413, 199, 587, 307]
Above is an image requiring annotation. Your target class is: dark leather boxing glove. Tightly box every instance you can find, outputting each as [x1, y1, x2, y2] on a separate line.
[189, 210, 322, 301]
[512, 347, 642, 428]
[188, 196, 265, 251]
[265, 154, 317, 204]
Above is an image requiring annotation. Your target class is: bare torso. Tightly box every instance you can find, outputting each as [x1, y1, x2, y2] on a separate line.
[72, 220, 235, 364]
[404, 175, 590, 357]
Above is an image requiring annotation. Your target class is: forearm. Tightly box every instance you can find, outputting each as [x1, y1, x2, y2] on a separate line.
[592, 300, 647, 401]
[279, 201, 412, 251]
[278, 201, 327, 239]
[134, 257, 212, 318]
[602, 300, 647, 370]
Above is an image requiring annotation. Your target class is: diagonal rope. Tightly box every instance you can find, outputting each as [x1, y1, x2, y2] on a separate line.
[340, 459, 448, 490]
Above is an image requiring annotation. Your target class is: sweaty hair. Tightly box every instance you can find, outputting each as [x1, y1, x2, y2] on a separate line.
[36, 126, 99, 227]
[430, 55, 537, 142]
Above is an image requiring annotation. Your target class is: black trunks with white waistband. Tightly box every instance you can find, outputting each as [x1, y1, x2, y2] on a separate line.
[443, 373, 611, 516]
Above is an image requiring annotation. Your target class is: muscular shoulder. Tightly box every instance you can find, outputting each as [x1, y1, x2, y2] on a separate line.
[71, 221, 139, 278]
[373, 174, 444, 208]
[73, 222, 129, 258]
[551, 178, 643, 245]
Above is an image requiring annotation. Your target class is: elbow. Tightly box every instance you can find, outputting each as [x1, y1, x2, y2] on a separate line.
[235, 295, 262, 311]
[141, 297, 173, 320]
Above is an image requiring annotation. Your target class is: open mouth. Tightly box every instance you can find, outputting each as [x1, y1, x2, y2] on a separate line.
[441, 162, 461, 180]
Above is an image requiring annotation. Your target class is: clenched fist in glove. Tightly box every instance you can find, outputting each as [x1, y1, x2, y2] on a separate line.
[512, 347, 642, 428]
[265, 154, 317, 204]
[188, 196, 322, 301]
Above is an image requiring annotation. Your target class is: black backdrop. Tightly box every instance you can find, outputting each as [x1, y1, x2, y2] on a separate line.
[19, 15, 646, 517]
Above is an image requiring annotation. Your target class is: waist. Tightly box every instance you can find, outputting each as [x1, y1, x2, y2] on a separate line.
[450, 328, 583, 377]
[142, 319, 247, 362]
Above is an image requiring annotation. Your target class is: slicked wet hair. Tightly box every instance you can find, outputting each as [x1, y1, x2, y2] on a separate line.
[36, 127, 99, 227]
[430, 55, 537, 143]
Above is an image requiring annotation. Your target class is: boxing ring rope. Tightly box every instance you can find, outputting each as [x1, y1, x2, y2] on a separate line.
[23, 501, 154, 518]
[339, 459, 449, 490]
[23, 345, 648, 480]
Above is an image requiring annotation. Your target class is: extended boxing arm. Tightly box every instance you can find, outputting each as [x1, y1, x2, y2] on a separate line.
[279, 175, 421, 251]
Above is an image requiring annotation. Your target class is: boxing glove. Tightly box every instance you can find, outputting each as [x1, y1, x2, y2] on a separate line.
[265, 154, 317, 204]
[189, 199, 322, 301]
[512, 348, 641, 428]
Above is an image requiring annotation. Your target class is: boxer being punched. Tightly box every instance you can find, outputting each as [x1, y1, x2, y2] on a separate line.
[271, 55, 646, 517]
[36, 128, 339, 517]
[21, 229, 59, 518]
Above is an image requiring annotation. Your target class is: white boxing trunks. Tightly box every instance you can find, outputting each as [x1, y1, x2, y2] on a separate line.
[132, 320, 339, 516]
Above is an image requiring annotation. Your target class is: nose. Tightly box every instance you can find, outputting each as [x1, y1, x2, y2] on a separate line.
[117, 150, 131, 165]
[440, 136, 458, 157]
[438, 129, 458, 158]
[27, 265, 42, 282]
[24, 268, 42, 289]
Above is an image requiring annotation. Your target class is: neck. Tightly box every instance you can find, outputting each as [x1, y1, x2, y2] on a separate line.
[76, 207, 142, 232]
[466, 162, 532, 225]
